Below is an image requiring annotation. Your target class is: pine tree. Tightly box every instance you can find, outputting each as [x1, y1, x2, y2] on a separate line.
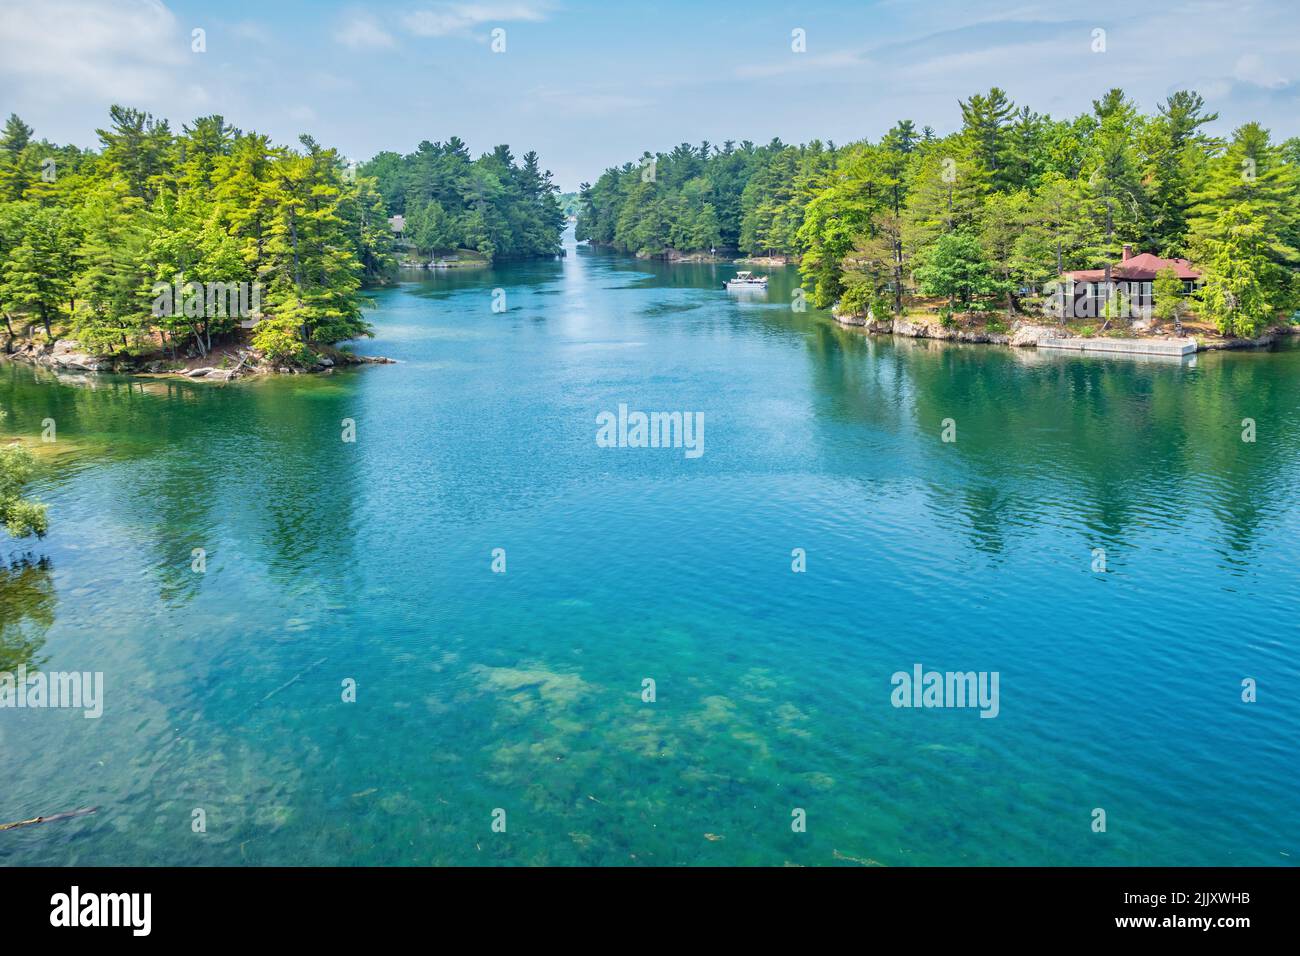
[1197, 204, 1278, 336]
[1189, 123, 1299, 266]
[1, 205, 79, 339]
[959, 87, 1017, 191]
[0, 114, 33, 156]
[72, 182, 152, 354]
[1145, 91, 1218, 256]
[980, 190, 1031, 317]
[95, 105, 174, 202]
[798, 145, 889, 307]
[1082, 91, 1150, 292]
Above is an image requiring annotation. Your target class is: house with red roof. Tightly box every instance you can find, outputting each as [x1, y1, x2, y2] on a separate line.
[1059, 245, 1201, 319]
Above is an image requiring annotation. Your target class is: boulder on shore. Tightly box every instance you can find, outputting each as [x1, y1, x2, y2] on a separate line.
[1009, 323, 1062, 348]
[46, 339, 109, 371]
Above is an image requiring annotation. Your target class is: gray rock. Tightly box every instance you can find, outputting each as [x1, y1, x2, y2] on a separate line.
[47, 339, 108, 371]
[1010, 324, 1061, 348]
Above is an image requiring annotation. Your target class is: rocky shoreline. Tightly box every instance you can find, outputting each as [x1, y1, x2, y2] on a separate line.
[628, 248, 800, 267]
[396, 256, 491, 270]
[830, 310, 1295, 352]
[634, 248, 730, 263]
[734, 254, 798, 267]
[1, 338, 395, 381]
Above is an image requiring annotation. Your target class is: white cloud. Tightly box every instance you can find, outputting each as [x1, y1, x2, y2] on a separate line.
[334, 13, 396, 49]
[1233, 54, 1288, 91]
[893, 39, 1065, 82]
[735, 51, 868, 80]
[402, 2, 550, 38]
[0, 0, 186, 104]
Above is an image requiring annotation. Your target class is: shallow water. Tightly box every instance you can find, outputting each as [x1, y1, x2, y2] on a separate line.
[2, 232, 1297, 866]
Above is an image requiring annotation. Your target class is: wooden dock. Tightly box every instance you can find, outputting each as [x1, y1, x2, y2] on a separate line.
[1037, 337, 1196, 357]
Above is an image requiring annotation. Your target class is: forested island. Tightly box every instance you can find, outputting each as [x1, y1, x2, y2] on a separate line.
[577, 88, 1300, 340]
[361, 141, 564, 264]
[0, 109, 565, 374]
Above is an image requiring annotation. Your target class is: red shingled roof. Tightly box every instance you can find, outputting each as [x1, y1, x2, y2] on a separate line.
[1064, 252, 1200, 282]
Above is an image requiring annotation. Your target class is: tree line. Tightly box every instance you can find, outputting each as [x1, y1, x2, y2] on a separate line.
[0, 109, 565, 366]
[0, 108, 393, 364]
[576, 88, 1300, 337]
[360, 139, 565, 260]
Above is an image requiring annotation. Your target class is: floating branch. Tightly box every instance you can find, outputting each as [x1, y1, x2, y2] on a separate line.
[0, 806, 99, 832]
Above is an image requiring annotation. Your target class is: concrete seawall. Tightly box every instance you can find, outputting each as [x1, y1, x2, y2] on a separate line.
[1037, 337, 1196, 357]
[831, 310, 1296, 354]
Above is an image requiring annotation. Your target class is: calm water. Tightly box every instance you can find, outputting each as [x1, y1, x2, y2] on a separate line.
[2, 231, 1298, 866]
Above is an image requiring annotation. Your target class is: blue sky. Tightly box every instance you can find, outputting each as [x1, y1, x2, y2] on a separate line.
[1, 0, 1298, 190]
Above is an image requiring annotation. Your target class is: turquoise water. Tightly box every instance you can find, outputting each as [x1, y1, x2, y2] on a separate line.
[2, 232, 1298, 866]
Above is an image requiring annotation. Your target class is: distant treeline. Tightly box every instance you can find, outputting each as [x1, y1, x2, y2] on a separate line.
[0, 110, 565, 364]
[361, 139, 564, 260]
[577, 88, 1300, 336]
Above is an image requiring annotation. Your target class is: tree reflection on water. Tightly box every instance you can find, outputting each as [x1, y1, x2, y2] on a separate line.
[0, 554, 55, 674]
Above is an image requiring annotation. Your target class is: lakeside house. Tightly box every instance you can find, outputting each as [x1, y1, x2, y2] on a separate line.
[388, 214, 406, 241]
[1059, 245, 1201, 318]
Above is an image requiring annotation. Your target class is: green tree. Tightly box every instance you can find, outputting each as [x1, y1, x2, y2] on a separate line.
[1196, 204, 1276, 337]
[1082, 90, 1150, 281]
[1144, 91, 1218, 256]
[95, 105, 174, 202]
[959, 87, 1016, 191]
[406, 198, 456, 255]
[915, 230, 1000, 308]
[798, 144, 888, 307]
[258, 139, 367, 348]
[0, 114, 33, 156]
[0, 412, 48, 539]
[902, 141, 986, 260]
[980, 190, 1031, 317]
[0, 114, 39, 201]
[1, 204, 79, 339]
[71, 182, 152, 354]
[839, 212, 906, 318]
[1152, 265, 1185, 334]
[1189, 123, 1300, 290]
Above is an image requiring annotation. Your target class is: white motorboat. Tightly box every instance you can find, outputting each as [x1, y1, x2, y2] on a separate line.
[724, 270, 768, 291]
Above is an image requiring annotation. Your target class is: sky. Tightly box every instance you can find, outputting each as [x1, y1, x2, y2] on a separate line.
[1, 0, 1298, 191]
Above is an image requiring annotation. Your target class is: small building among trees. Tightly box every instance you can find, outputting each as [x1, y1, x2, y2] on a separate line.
[1060, 245, 1201, 317]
